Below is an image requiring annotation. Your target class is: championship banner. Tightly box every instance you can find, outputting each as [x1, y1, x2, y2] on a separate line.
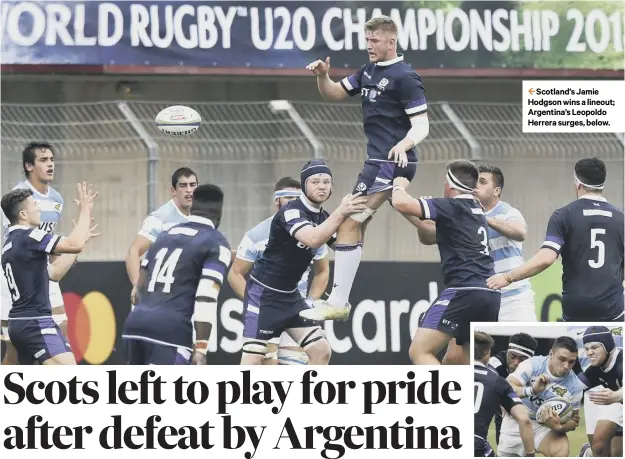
[1, 0, 623, 75]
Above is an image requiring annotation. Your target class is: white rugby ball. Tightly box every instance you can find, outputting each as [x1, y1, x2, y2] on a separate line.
[155, 105, 201, 136]
[536, 397, 573, 425]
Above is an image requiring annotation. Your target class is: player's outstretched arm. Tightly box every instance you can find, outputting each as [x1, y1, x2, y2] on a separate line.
[509, 405, 535, 457]
[390, 177, 423, 219]
[306, 57, 349, 102]
[487, 248, 557, 290]
[53, 182, 98, 255]
[48, 220, 100, 282]
[487, 216, 527, 242]
[295, 193, 367, 249]
[588, 387, 623, 405]
[126, 235, 152, 286]
[227, 257, 254, 300]
[309, 257, 330, 300]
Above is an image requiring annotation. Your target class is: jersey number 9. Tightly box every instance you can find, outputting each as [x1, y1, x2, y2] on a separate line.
[3, 263, 20, 301]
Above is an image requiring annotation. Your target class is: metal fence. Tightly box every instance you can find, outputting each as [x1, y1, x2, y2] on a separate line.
[1, 100, 623, 261]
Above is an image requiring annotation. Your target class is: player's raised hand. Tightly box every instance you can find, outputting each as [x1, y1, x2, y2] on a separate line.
[487, 273, 511, 290]
[74, 182, 99, 212]
[306, 57, 331, 76]
[72, 218, 101, 241]
[338, 192, 368, 217]
[388, 144, 409, 168]
[532, 374, 550, 394]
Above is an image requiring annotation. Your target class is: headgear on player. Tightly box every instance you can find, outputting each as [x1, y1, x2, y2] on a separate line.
[300, 160, 333, 203]
[583, 326, 615, 356]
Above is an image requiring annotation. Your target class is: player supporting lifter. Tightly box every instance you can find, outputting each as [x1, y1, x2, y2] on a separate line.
[240, 160, 367, 365]
[2, 142, 67, 365]
[122, 185, 231, 365]
[489, 157, 624, 321]
[502, 337, 585, 457]
[126, 168, 198, 290]
[1, 183, 98, 365]
[302, 15, 430, 321]
[229, 177, 330, 365]
[391, 160, 501, 365]
[576, 326, 623, 458]
[474, 332, 535, 457]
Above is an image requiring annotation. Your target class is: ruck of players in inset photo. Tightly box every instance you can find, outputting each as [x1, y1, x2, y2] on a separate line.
[1, 15, 624, 368]
[473, 324, 623, 457]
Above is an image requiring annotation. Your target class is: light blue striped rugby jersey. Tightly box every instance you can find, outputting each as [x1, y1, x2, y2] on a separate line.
[567, 325, 623, 371]
[510, 355, 585, 419]
[138, 200, 189, 242]
[486, 201, 533, 299]
[2, 180, 63, 236]
[236, 215, 328, 298]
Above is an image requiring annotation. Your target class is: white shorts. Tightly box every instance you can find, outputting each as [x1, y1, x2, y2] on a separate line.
[584, 388, 624, 434]
[498, 413, 552, 456]
[1, 278, 65, 321]
[499, 289, 537, 322]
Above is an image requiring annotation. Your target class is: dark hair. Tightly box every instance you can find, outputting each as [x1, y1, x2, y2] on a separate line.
[171, 167, 198, 188]
[22, 142, 54, 177]
[552, 336, 578, 354]
[1, 189, 33, 225]
[447, 159, 479, 190]
[509, 332, 538, 353]
[474, 331, 494, 361]
[574, 157, 606, 190]
[191, 184, 224, 228]
[274, 177, 301, 192]
[478, 164, 504, 191]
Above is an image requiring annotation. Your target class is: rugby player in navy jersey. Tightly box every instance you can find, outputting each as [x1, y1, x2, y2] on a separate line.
[303, 15, 429, 321]
[474, 331, 535, 457]
[577, 326, 623, 457]
[391, 160, 501, 365]
[241, 160, 367, 365]
[123, 185, 231, 365]
[488, 157, 624, 321]
[1, 183, 98, 365]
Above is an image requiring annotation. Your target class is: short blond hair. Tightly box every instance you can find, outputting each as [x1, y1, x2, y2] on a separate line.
[365, 15, 398, 35]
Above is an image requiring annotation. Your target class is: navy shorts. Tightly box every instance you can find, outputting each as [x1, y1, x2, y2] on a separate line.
[243, 277, 312, 341]
[420, 288, 501, 345]
[125, 339, 191, 365]
[474, 436, 495, 457]
[8, 317, 71, 365]
[352, 158, 417, 195]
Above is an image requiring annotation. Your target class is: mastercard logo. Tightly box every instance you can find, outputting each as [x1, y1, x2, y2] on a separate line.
[63, 291, 116, 365]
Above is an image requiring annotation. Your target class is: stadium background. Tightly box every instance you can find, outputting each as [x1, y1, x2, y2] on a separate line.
[1, 1, 624, 365]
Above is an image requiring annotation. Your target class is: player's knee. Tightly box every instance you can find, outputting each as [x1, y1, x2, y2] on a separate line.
[348, 207, 376, 224]
[591, 436, 610, 456]
[299, 328, 331, 363]
[408, 341, 420, 364]
[545, 435, 569, 457]
[277, 347, 309, 365]
[242, 340, 268, 357]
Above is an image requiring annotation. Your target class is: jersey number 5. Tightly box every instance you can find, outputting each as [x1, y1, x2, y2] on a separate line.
[148, 248, 183, 293]
[589, 228, 606, 269]
[474, 382, 485, 414]
[3, 263, 20, 301]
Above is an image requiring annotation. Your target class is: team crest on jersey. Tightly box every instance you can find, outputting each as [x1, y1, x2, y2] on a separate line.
[355, 182, 367, 192]
[377, 78, 389, 91]
[553, 386, 568, 397]
[54, 203, 62, 213]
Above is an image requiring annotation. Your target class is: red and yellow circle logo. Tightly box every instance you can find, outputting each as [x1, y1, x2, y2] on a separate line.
[63, 291, 116, 365]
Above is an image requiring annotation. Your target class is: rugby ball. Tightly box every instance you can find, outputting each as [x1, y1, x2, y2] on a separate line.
[155, 105, 201, 136]
[536, 397, 573, 425]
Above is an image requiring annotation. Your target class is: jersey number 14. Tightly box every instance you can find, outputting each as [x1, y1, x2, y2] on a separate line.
[148, 248, 183, 293]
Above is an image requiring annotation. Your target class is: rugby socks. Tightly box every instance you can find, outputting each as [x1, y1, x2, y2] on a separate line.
[327, 243, 362, 307]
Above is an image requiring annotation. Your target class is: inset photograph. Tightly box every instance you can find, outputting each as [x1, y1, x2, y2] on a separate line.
[472, 323, 623, 457]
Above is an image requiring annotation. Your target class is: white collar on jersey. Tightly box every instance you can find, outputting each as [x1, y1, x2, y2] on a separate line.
[170, 199, 188, 218]
[454, 194, 475, 200]
[299, 194, 321, 213]
[24, 179, 50, 198]
[188, 216, 215, 228]
[7, 225, 31, 233]
[474, 361, 487, 367]
[579, 194, 607, 202]
[601, 348, 621, 373]
[376, 54, 404, 67]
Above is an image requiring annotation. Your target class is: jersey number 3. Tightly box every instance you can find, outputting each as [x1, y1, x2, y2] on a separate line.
[148, 248, 183, 293]
[477, 227, 489, 255]
[589, 228, 606, 269]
